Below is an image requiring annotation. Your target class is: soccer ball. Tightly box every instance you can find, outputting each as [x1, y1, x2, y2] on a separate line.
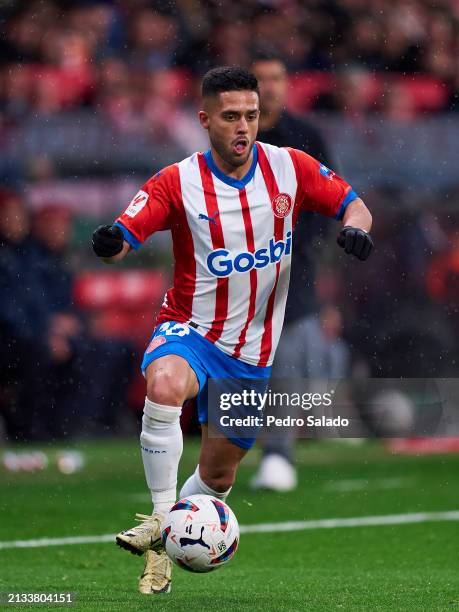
[161, 494, 239, 573]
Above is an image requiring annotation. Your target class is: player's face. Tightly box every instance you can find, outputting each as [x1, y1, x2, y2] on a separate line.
[251, 60, 287, 115]
[199, 90, 259, 168]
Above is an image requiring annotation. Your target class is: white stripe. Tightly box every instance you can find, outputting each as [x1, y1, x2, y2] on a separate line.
[262, 145, 297, 365]
[238, 170, 275, 361]
[179, 155, 216, 327]
[211, 176, 251, 351]
[241, 510, 459, 533]
[0, 534, 115, 549]
[1, 510, 458, 550]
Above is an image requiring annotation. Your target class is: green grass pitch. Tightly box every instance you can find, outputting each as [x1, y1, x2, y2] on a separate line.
[1, 438, 458, 611]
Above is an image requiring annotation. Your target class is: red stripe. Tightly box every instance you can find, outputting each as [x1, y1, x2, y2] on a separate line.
[198, 153, 228, 343]
[232, 188, 257, 359]
[256, 143, 284, 367]
[156, 164, 196, 325]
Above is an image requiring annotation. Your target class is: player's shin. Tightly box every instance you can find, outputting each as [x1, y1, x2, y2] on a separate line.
[179, 464, 232, 502]
[140, 398, 183, 521]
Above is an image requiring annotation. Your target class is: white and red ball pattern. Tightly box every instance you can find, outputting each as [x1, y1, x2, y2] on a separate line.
[161, 495, 239, 573]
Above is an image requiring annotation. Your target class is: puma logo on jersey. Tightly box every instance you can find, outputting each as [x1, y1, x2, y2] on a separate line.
[198, 212, 220, 226]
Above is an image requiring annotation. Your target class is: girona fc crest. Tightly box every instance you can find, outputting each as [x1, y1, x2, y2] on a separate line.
[271, 193, 293, 218]
[146, 336, 166, 353]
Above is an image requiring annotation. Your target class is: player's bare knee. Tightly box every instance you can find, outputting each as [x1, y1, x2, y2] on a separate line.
[146, 369, 188, 406]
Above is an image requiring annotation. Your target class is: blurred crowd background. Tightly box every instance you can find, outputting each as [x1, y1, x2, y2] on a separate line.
[1, 0, 458, 442]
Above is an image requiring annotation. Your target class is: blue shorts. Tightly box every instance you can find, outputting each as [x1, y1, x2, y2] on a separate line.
[141, 321, 271, 449]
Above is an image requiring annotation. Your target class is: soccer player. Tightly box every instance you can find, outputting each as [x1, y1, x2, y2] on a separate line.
[92, 66, 373, 594]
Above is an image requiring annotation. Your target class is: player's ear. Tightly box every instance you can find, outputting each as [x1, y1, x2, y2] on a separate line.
[198, 110, 210, 130]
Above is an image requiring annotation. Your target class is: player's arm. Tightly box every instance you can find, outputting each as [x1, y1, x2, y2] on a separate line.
[342, 197, 372, 232]
[91, 168, 173, 264]
[287, 148, 374, 261]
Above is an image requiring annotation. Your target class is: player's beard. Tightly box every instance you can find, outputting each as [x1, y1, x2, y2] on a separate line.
[211, 134, 253, 169]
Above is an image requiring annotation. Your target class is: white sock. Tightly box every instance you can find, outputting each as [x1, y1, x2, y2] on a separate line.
[140, 398, 183, 520]
[179, 465, 232, 502]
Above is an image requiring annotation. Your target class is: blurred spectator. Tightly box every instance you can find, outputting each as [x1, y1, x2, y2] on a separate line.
[314, 68, 378, 117]
[2, 63, 32, 120]
[1, 0, 459, 123]
[30, 204, 136, 437]
[0, 194, 135, 441]
[251, 303, 350, 491]
[341, 199, 458, 378]
[273, 303, 350, 379]
[427, 225, 459, 335]
[382, 82, 418, 122]
[0, 190, 52, 440]
[128, 9, 180, 70]
[143, 68, 207, 155]
[250, 54, 342, 492]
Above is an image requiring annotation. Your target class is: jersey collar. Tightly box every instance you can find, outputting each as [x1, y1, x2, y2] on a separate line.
[203, 143, 258, 190]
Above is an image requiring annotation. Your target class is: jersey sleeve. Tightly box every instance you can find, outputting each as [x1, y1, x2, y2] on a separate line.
[114, 166, 175, 249]
[287, 148, 358, 220]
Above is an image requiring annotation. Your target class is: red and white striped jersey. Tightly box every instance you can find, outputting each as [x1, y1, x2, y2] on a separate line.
[115, 142, 357, 366]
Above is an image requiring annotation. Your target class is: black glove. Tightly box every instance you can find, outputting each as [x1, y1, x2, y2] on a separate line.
[92, 224, 124, 257]
[337, 226, 373, 261]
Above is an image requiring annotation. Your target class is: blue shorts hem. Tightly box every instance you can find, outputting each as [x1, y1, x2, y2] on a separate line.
[198, 423, 256, 450]
[227, 436, 256, 450]
[141, 343, 207, 392]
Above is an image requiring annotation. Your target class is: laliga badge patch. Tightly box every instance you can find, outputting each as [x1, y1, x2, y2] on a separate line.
[319, 164, 335, 181]
[146, 335, 167, 353]
[271, 192, 293, 218]
[125, 190, 149, 218]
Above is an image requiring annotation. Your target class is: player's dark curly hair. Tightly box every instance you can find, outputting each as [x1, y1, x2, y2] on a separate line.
[202, 66, 259, 98]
